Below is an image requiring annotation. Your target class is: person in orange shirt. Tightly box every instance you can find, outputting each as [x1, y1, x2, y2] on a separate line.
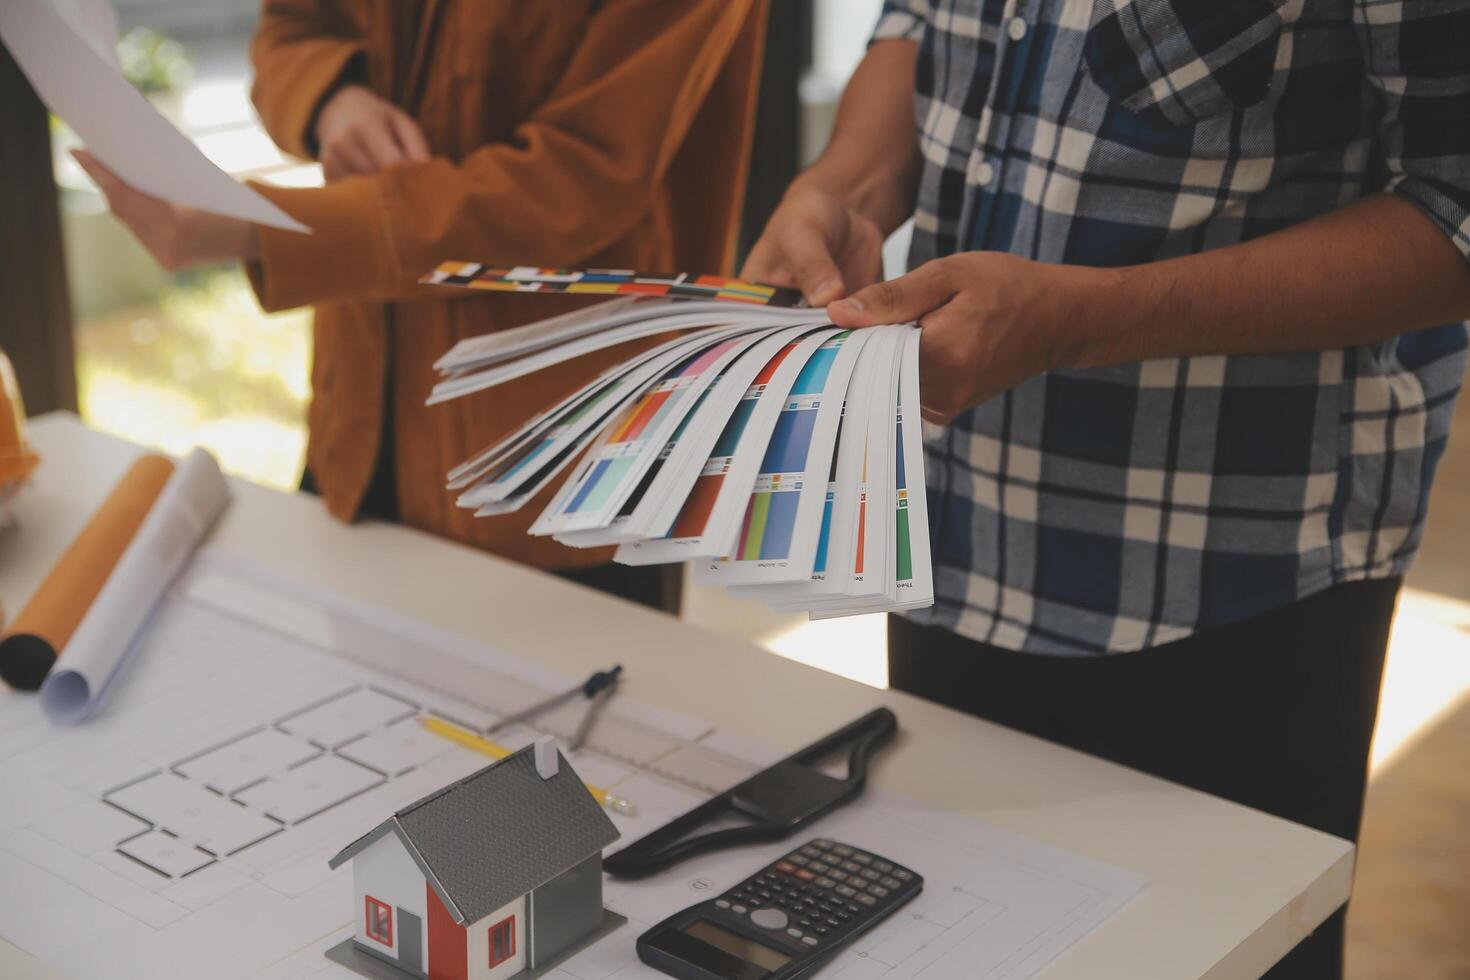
[77, 0, 769, 613]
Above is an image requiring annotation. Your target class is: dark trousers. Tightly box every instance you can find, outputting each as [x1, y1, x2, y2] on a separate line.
[888, 578, 1401, 979]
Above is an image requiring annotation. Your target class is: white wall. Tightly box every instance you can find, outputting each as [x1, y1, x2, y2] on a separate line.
[466, 895, 526, 980]
[352, 833, 429, 967]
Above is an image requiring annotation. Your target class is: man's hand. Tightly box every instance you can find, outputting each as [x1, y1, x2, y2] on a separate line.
[73, 151, 260, 272]
[827, 253, 1115, 424]
[314, 85, 430, 181]
[741, 181, 886, 306]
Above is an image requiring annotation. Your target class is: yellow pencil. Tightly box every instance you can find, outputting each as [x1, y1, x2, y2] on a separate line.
[419, 715, 636, 816]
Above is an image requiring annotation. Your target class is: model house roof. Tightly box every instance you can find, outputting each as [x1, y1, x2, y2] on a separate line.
[328, 742, 619, 924]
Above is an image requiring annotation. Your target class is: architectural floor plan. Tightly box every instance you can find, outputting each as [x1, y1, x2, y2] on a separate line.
[0, 557, 1144, 980]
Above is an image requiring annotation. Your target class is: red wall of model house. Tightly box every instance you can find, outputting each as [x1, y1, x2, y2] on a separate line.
[427, 882, 467, 980]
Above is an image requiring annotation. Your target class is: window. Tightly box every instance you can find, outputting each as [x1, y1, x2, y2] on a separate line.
[487, 915, 516, 968]
[365, 896, 393, 947]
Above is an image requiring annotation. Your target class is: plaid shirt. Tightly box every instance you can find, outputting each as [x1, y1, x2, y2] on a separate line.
[876, 0, 1470, 654]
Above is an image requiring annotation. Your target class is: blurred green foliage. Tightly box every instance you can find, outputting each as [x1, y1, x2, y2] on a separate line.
[116, 27, 194, 95]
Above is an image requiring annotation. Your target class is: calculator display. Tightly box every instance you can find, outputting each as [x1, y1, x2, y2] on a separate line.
[683, 920, 792, 973]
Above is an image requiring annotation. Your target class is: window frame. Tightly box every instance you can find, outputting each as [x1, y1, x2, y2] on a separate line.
[487, 914, 516, 969]
[364, 895, 394, 947]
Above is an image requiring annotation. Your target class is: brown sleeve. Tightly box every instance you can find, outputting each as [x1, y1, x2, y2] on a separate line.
[245, 0, 762, 313]
[248, 0, 365, 160]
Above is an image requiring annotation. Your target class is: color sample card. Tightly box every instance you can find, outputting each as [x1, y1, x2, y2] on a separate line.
[532, 335, 757, 536]
[697, 331, 866, 585]
[424, 263, 804, 308]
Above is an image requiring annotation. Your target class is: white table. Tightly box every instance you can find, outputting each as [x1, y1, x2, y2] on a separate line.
[0, 414, 1354, 979]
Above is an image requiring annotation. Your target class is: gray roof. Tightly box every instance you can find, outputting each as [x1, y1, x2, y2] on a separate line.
[328, 744, 619, 924]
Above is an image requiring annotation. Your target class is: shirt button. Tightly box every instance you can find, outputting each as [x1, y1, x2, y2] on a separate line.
[976, 160, 995, 185]
[1008, 17, 1028, 41]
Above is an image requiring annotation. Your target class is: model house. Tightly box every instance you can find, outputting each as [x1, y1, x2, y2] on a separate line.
[326, 738, 621, 980]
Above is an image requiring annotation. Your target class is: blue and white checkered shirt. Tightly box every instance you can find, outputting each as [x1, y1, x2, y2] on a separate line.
[877, 0, 1470, 654]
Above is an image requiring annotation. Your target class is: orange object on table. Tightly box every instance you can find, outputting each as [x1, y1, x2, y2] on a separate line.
[0, 348, 39, 489]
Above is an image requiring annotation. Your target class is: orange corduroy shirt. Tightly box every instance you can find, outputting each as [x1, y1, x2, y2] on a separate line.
[244, 0, 767, 569]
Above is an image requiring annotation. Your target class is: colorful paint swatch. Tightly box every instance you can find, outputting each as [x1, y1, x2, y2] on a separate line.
[659, 342, 801, 539]
[423, 263, 804, 308]
[725, 334, 847, 562]
[894, 413, 912, 583]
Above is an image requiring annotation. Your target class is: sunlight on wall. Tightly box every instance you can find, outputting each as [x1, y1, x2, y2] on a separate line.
[1372, 590, 1470, 771]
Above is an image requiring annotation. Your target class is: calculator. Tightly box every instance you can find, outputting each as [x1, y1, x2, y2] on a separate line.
[636, 838, 923, 980]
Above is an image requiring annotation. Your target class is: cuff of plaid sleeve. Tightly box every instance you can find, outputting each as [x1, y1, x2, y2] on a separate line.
[1391, 175, 1470, 263]
[871, 10, 926, 44]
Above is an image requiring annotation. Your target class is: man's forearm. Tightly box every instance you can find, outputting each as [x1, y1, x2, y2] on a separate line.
[1073, 194, 1470, 370]
[798, 39, 922, 235]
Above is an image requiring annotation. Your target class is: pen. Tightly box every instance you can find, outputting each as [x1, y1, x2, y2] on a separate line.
[419, 715, 636, 816]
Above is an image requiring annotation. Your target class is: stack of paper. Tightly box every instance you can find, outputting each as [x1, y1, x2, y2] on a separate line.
[421, 264, 933, 617]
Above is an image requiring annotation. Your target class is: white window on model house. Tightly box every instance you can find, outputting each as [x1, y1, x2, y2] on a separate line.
[488, 915, 515, 969]
[365, 896, 393, 947]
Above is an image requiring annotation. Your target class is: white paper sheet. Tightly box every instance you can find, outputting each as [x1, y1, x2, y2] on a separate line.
[37, 449, 230, 725]
[0, 557, 1146, 980]
[0, 0, 309, 232]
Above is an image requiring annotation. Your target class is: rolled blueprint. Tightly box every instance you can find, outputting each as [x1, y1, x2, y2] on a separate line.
[37, 448, 231, 724]
[0, 454, 175, 690]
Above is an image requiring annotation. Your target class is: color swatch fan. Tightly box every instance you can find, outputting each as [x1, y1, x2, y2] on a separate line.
[420, 264, 932, 618]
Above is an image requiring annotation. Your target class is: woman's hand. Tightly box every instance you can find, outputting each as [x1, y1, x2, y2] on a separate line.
[827, 253, 1117, 424]
[314, 84, 430, 181]
[73, 150, 260, 272]
[740, 180, 887, 307]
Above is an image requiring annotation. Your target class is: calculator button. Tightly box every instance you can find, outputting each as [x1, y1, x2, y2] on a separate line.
[815, 877, 836, 889]
[788, 855, 809, 866]
[832, 845, 853, 857]
[829, 871, 848, 883]
[893, 868, 913, 880]
[881, 876, 901, 889]
[802, 937, 819, 947]
[840, 861, 861, 873]
[787, 928, 804, 939]
[846, 904, 862, 915]
[800, 845, 823, 858]
[851, 853, 872, 864]
[835, 885, 857, 897]
[860, 869, 881, 881]
[775, 861, 797, 874]
[751, 909, 788, 930]
[793, 870, 815, 882]
[813, 840, 833, 850]
[856, 894, 877, 906]
[715, 900, 730, 909]
[799, 918, 814, 927]
[812, 925, 830, 936]
[872, 860, 893, 873]
[869, 886, 889, 898]
[825, 916, 842, 927]
[731, 905, 748, 915]
[836, 911, 852, 921]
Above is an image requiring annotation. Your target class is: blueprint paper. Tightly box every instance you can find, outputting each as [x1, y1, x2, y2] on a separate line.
[38, 448, 230, 724]
[0, 0, 308, 232]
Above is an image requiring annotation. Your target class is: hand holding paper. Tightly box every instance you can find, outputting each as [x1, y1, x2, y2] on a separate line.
[72, 151, 262, 272]
[0, 0, 308, 233]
